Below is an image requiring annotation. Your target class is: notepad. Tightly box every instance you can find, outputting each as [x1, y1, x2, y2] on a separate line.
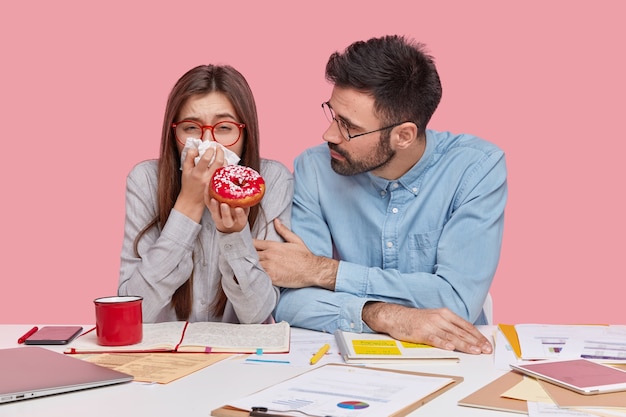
[65, 321, 290, 354]
[334, 329, 459, 364]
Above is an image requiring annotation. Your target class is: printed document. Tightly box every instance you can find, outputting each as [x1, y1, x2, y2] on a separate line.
[226, 364, 454, 417]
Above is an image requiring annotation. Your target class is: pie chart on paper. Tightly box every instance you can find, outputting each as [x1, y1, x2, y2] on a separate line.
[337, 400, 370, 410]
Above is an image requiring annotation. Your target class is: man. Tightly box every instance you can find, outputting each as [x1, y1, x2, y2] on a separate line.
[255, 35, 507, 354]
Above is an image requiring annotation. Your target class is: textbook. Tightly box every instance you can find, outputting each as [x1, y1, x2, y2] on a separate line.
[65, 321, 290, 354]
[334, 329, 459, 364]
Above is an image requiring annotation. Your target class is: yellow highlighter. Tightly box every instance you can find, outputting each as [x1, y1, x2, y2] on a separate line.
[310, 343, 330, 365]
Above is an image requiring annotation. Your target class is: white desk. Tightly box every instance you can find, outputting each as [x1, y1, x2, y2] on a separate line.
[1, 325, 510, 416]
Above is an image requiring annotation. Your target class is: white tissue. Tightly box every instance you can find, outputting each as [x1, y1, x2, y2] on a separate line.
[179, 138, 240, 169]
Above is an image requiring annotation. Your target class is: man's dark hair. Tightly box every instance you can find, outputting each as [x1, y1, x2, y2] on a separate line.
[325, 35, 442, 136]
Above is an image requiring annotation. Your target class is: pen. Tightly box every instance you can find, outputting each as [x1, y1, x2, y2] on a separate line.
[249, 407, 292, 417]
[245, 358, 291, 364]
[310, 343, 330, 365]
[250, 407, 333, 417]
[17, 326, 38, 344]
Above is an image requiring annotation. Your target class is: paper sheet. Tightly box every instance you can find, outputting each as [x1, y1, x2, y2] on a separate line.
[528, 402, 626, 417]
[514, 325, 626, 361]
[241, 327, 343, 367]
[561, 326, 626, 362]
[575, 410, 626, 417]
[495, 327, 520, 370]
[227, 364, 454, 417]
[80, 352, 232, 384]
[501, 376, 554, 403]
[528, 402, 601, 416]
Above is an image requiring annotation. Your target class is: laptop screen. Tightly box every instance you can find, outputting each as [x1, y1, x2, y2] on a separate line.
[0, 346, 132, 403]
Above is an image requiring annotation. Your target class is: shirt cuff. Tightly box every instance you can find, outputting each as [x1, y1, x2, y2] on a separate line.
[335, 261, 369, 296]
[337, 295, 376, 333]
[216, 224, 253, 260]
[162, 209, 202, 249]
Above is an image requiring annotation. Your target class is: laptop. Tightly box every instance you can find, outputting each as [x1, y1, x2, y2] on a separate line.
[0, 346, 133, 403]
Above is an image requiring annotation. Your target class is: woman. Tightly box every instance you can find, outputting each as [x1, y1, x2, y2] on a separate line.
[118, 65, 293, 324]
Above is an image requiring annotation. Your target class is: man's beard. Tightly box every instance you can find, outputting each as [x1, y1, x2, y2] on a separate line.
[329, 135, 395, 176]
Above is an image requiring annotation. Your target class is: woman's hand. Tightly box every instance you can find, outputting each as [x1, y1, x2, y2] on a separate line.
[174, 146, 225, 223]
[206, 197, 249, 233]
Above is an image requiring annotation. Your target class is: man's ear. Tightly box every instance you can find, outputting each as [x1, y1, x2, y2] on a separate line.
[393, 122, 418, 149]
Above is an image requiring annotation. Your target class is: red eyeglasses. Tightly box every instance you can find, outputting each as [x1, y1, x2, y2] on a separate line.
[172, 120, 245, 147]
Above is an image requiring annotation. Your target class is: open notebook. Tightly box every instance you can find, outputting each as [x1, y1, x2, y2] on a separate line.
[0, 346, 133, 403]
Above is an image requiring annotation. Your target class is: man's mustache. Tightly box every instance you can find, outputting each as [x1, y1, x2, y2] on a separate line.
[328, 143, 347, 159]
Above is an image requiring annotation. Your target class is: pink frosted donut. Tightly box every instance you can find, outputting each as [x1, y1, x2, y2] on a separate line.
[209, 165, 265, 208]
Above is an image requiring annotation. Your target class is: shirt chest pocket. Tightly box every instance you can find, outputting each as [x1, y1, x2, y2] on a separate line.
[407, 228, 442, 273]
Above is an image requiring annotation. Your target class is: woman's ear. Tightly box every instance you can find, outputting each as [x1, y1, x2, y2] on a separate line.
[394, 122, 418, 149]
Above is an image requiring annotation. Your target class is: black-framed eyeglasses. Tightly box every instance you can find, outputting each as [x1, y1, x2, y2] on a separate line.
[172, 120, 245, 147]
[322, 101, 405, 141]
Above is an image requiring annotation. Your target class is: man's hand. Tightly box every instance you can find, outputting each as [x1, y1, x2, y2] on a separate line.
[254, 219, 338, 289]
[362, 302, 492, 355]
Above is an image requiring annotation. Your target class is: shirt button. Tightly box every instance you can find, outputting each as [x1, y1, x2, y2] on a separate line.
[386, 241, 393, 248]
[412, 187, 418, 193]
[392, 182, 399, 189]
[224, 244, 232, 250]
[380, 190, 387, 197]
[392, 207, 399, 214]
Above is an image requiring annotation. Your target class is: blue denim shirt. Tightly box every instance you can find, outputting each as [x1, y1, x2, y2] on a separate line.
[274, 129, 507, 333]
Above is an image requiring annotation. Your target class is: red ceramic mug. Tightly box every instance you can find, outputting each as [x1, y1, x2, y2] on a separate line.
[94, 296, 143, 346]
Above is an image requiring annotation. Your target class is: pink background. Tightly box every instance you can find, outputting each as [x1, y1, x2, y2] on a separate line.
[1, 2, 624, 326]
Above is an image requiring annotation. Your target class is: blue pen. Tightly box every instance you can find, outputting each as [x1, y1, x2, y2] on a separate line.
[245, 358, 291, 364]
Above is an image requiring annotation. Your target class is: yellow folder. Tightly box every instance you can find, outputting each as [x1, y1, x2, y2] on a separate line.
[498, 324, 522, 359]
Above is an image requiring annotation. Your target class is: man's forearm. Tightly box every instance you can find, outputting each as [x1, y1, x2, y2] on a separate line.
[361, 301, 389, 333]
[311, 256, 339, 290]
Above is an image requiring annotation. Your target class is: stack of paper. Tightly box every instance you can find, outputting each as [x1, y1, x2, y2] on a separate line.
[471, 323, 626, 416]
[459, 370, 626, 415]
[498, 324, 626, 362]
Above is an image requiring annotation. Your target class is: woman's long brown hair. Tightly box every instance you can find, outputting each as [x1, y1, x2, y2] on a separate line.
[133, 65, 261, 320]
